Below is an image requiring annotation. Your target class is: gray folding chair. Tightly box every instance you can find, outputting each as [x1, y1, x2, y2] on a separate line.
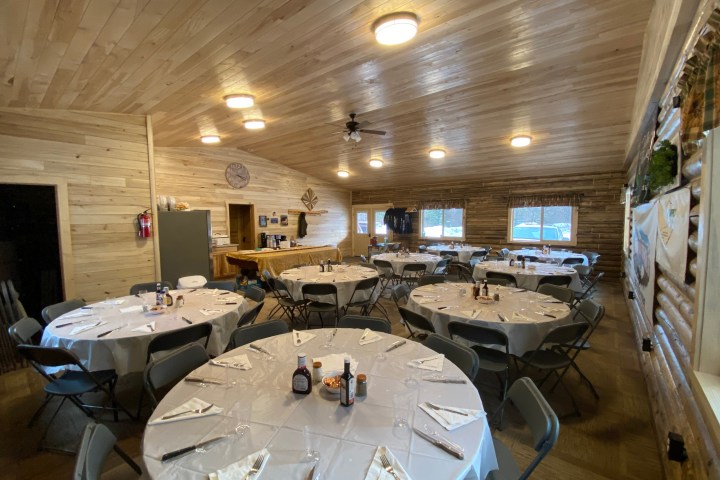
[432, 258, 451, 274]
[343, 277, 380, 316]
[237, 301, 265, 327]
[536, 275, 573, 289]
[421, 333, 479, 380]
[560, 257, 585, 267]
[390, 284, 411, 309]
[521, 255, 539, 262]
[486, 271, 517, 287]
[42, 298, 86, 324]
[8, 316, 43, 345]
[337, 315, 392, 333]
[573, 272, 604, 305]
[73, 421, 142, 479]
[301, 283, 340, 328]
[225, 319, 289, 351]
[488, 377, 560, 480]
[418, 274, 445, 286]
[439, 250, 460, 262]
[205, 280, 236, 292]
[400, 262, 426, 288]
[144, 343, 210, 409]
[372, 259, 398, 291]
[265, 277, 306, 323]
[536, 284, 574, 304]
[129, 281, 172, 295]
[398, 306, 435, 339]
[243, 285, 266, 303]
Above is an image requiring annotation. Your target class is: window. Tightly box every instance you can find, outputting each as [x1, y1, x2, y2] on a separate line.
[508, 206, 577, 245]
[356, 212, 367, 234]
[374, 211, 387, 235]
[421, 208, 464, 239]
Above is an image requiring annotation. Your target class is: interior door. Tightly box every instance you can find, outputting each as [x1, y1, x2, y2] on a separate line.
[352, 204, 393, 256]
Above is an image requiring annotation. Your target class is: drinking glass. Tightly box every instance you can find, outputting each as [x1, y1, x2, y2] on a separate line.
[322, 329, 335, 349]
[302, 425, 320, 462]
[404, 362, 419, 387]
[392, 393, 411, 430]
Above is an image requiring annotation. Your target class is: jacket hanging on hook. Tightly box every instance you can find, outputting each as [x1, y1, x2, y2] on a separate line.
[298, 212, 308, 238]
[384, 208, 412, 234]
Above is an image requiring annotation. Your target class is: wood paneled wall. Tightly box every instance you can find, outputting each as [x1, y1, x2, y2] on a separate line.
[153, 147, 352, 257]
[353, 171, 625, 278]
[0, 107, 154, 301]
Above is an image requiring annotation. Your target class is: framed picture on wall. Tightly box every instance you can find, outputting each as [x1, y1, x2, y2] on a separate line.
[280, 215, 288, 226]
[258, 215, 267, 227]
[270, 217, 279, 224]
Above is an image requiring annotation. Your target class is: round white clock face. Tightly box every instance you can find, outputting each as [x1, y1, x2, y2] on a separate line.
[225, 162, 250, 188]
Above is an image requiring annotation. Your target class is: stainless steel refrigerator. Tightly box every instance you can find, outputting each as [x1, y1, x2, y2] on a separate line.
[157, 210, 212, 287]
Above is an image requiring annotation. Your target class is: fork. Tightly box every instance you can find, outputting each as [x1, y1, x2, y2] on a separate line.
[245, 454, 264, 479]
[380, 454, 400, 480]
[161, 403, 214, 420]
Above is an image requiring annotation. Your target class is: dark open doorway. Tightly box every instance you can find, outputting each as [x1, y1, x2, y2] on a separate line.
[0, 185, 63, 320]
[228, 203, 256, 250]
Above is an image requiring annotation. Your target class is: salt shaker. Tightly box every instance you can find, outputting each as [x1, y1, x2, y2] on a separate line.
[176, 295, 184, 307]
[312, 361, 323, 384]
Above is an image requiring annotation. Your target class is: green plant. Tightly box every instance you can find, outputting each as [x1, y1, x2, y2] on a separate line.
[648, 140, 678, 192]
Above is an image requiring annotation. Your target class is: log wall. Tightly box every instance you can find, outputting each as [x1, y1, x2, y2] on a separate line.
[353, 171, 625, 278]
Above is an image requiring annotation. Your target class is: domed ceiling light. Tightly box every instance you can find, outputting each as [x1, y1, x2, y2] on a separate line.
[428, 148, 446, 159]
[224, 94, 254, 108]
[373, 12, 419, 45]
[244, 119, 266, 130]
[200, 135, 220, 144]
[510, 135, 532, 147]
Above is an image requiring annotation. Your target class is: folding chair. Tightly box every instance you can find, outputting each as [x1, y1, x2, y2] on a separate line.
[439, 250, 460, 262]
[343, 277, 380, 316]
[572, 264, 592, 288]
[573, 272, 604, 306]
[536, 275, 573, 289]
[144, 343, 209, 409]
[421, 333, 479, 380]
[8, 316, 44, 345]
[390, 284, 411, 309]
[265, 277, 305, 323]
[486, 271, 517, 287]
[560, 257, 584, 267]
[42, 298, 86, 324]
[237, 301, 265, 327]
[129, 281, 172, 295]
[398, 306, 435, 339]
[373, 259, 398, 292]
[418, 274, 445, 287]
[337, 315, 392, 333]
[487, 377, 560, 480]
[536, 284, 574, 304]
[17, 345, 132, 453]
[447, 263, 474, 283]
[301, 283, 340, 328]
[205, 280, 236, 292]
[516, 322, 590, 416]
[73, 421, 142, 479]
[225, 319, 289, 351]
[243, 285, 266, 303]
[432, 258, 451, 274]
[467, 249, 488, 267]
[400, 263, 426, 287]
[522, 255, 539, 262]
[418, 245, 428, 253]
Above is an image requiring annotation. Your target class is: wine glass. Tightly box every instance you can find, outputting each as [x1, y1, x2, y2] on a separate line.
[322, 329, 335, 349]
[302, 425, 320, 463]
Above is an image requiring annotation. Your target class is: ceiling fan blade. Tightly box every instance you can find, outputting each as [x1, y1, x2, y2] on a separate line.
[359, 129, 386, 136]
[356, 120, 370, 129]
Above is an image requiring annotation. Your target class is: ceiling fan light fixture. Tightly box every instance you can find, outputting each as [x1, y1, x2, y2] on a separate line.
[373, 12, 419, 45]
[350, 131, 361, 142]
[428, 148, 446, 159]
[244, 119, 266, 130]
[510, 135, 532, 147]
[200, 135, 221, 144]
[224, 94, 254, 108]
[369, 158, 384, 168]
[337, 170, 350, 178]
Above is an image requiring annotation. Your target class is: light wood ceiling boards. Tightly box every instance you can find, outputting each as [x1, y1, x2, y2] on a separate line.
[0, 0, 653, 190]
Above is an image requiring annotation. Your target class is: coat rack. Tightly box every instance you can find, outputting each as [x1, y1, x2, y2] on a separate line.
[288, 209, 327, 216]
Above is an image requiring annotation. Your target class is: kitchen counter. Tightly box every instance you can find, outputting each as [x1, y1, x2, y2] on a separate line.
[225, 245, 342, 277]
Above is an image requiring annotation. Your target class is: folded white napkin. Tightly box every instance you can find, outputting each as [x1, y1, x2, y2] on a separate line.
[103, 299, 125, 305]
[148, 398, 222, 425]
[292, 330, 316, 346]
[211, 353, 252, 370]
[461, 310, 481, 319]
[539, 304, 566, 313]
[417, 298, 442, 305]
[209, 448, 270, 480]
[197, 289, 219, 295]
[120, 305, 144, 314]
[363, 446, 412, 480]
[408, 354, 444, 372]
[200, 308, 223, 316]
[70, 321, 107, 335]
[359, 328, 382, 345]
[60, 310, 93, 319]
[419, 402, 484, 431]
[512, 311, 535, 322]
[131, 321, 155, 333]
[312, 353, 358, 374]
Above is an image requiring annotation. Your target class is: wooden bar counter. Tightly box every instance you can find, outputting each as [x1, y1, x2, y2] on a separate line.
[225, 245, 342, 277]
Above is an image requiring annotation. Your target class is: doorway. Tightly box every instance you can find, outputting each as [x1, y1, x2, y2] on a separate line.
[227, 203, 256, 250]
[352, 204, 393, 256]
[0, 184, 63, 319]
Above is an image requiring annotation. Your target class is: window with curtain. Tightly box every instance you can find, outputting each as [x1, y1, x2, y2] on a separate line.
[419, 200, 465, 239]
[507, 194, 580, 245]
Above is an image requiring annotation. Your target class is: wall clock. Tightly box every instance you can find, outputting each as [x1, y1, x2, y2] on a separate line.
[225, 162, 250, 188]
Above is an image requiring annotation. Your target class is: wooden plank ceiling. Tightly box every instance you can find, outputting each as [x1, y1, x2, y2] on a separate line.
[0, 0, 652, 190]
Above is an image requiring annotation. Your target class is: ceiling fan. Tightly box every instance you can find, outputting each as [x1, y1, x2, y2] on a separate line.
[339, 113, 386, 142]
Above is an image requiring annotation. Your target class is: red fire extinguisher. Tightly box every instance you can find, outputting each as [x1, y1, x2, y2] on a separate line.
[137, 210, 152, 238]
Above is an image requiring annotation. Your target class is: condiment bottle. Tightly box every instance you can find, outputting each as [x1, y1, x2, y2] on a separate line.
[176, 295, 184, 307]
[472, 281, 481, 299]
[493, 286, 500, 302]
[312, 361, 323, 384]
[163, 287, 174, 306]
[292, 353, 312, 394]
[155, 282, 163, 306]
[339, 357, 355, 407]
[356, 374, 367, 397]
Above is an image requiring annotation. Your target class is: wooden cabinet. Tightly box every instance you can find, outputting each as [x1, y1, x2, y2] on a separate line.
[212, 246, 240, 279]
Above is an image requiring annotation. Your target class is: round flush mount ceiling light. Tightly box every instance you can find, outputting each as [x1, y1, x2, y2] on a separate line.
[510, 135, 532, 147]
[369, 158, 384, 168]
[224, 94, 254, 108]
[200, 135, 221, 144]
[373, 12, 419, 45]
[337, 170, 350, 178]
[244, 119, 266, 130]
[428, 148, 446, 159]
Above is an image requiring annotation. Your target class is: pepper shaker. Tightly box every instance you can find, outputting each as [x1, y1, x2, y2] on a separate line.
[356, 374, 367, 397]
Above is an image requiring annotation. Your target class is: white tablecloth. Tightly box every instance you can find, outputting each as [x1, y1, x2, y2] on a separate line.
[508, 249, 587, 265]
[41, 289, 248, 375]
[472, 261, 583, 292]
[142, 329, 498, 480]
[426, 246, 487, 264]
[279, 265, 379, 307]
[406, 283, 572, 355]
[372, 253, 442, 276]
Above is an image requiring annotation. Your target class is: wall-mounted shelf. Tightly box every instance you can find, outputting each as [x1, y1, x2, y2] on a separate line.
[288, 209, 327, 216]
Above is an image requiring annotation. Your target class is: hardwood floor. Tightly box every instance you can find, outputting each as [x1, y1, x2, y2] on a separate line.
[0, 275, 662, 479]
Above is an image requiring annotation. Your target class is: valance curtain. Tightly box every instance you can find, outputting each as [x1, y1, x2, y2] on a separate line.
[507, 193, 582, 208]
[418, 199, 466, 210]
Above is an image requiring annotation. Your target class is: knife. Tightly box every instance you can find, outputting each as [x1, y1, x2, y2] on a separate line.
[536, 311, 557, 319]
[331, 328, 337, 340]
[412, 427, 464, 459]
[249, 343, 272, 356]
[305, 463, 318, 480]
[427, 402, 469, 416]
[385, 340, 406, 352]
[423, 377, 467, 384]
[185, 376, 224, 385]
[161, 435, 226, 462]
[295, 331, 302, 345]
[497, 313, 508, 322]
[97, 326, 122, 338]
[55, 320, 86, 328]
[360, 330, 369, 341]
[182, 317, 193, 324]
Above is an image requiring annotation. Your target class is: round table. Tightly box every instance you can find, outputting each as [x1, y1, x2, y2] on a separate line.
[279, 265, 379, 307]
[372, 253, 442, 276]
[142, 329, 498, 480]
[406, 283, 573, 355]
[426, 246, 487, 264]
[508, 248, 587, 265]
[41, 289, 248, 375]
[472, 261, 583, 292]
